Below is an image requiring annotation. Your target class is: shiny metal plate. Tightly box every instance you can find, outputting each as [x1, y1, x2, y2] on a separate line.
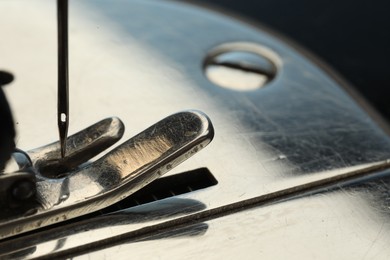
[80, 172, 390, 259]
[1, 0, 390, 258]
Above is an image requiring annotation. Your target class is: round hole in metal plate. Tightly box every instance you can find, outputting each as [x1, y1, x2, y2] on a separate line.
[204, 42, 280, 91]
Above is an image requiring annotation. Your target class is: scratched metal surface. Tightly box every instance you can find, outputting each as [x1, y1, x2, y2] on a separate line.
[80, 174, 390, 259]
[0, 111, 213, 239]
[1, 0, 390, 258]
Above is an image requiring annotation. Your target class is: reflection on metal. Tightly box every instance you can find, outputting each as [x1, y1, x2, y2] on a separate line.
[5, 162, 390, 259]
[0, 198, 207, 258]
[82, 173, 390, 260]
[204, 42, 279, 90]
[0, 111, 214, 239]
[1, 0, 390, 259]
[29, 117, 125, 177]
[1, 117, 124, 212]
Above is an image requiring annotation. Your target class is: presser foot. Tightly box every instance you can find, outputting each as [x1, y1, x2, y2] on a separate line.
[0, 110, 214, 239]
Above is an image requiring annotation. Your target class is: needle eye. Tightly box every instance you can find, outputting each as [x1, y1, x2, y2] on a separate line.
[61, 113, 67, 123]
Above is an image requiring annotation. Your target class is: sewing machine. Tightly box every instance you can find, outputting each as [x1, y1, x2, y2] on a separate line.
[1, 0, 390, 259]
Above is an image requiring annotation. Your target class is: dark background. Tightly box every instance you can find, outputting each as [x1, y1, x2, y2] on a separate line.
[188, 0, 390, 121]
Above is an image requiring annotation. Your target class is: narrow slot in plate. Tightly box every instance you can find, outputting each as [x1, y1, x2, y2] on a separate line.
[99, 167, 218, 214]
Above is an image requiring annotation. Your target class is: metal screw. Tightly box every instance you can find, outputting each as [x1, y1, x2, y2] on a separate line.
[12, 180, 36, 201]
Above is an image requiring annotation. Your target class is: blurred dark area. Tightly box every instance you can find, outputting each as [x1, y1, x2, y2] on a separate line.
[0, 72, 15, 170]
[188, 0, 390, 121]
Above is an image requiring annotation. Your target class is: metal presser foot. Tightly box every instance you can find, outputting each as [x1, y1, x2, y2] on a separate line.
[0, 110, 214, 239]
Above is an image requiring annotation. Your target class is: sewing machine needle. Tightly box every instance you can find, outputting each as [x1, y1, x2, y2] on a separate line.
[57, 0, 69, 158]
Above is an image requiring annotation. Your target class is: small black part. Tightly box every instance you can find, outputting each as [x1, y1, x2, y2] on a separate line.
[0, 85, 15, 171]
[0, 71, 14, 86]
[11, 180, 36, 201]
[100, 167, 218, 213]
